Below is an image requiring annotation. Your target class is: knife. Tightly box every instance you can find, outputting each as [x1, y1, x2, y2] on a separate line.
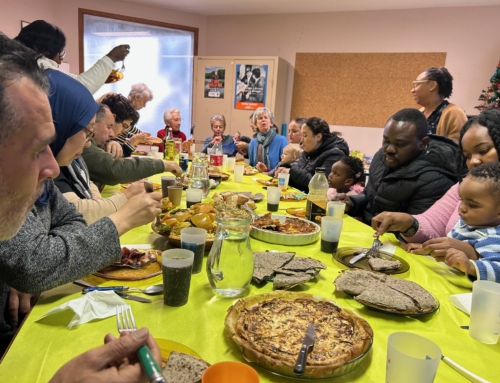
[350, 236, 382, 265]
[349, 251, 369, 265]
[82, 286, 130, 293]
[74, 280, 152, 303]
[293, 323, 315, 375]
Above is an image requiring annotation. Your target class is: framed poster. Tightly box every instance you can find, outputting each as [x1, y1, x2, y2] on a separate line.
[204, 66, 225, 99]
[234, 64, 268, 110]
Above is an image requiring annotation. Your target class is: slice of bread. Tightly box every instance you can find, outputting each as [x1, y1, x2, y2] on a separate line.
[162, 351, 210, 383]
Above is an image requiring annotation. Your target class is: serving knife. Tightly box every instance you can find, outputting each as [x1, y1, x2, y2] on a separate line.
[293, 323, 315, 375]
[74, 280, 152, 303]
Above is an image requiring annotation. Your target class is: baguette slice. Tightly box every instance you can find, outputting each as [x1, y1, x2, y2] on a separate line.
[162, 351, 210, 383]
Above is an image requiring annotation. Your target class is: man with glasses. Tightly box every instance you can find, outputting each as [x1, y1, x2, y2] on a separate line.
[82, 102, 182, 189]
[157, 107, 186, 152]
[0, 34, 161, 380]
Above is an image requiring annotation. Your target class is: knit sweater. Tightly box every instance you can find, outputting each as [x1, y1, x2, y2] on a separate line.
[447, 219, 500, 282]
[37, 55, 114, 95]
[404, 183, 461, 243]
[421, 103, 467, 143]
[0, 180, 121, 352]
[81, 141, 166, 187]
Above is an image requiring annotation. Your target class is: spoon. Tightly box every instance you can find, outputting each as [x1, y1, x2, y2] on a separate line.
[83, 285, 164, 295]
[243, 203, 260, 220]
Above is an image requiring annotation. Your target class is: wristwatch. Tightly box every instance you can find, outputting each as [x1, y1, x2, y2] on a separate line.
[401, 218, 419, 237]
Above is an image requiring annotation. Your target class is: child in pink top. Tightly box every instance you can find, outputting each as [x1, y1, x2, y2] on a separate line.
[327, 156, 365, 200]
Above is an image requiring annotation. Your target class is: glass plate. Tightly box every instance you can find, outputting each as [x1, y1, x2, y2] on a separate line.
[333, 247, 410, 275]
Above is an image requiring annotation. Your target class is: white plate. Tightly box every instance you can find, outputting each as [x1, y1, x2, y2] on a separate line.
[250, 215, 320, 246]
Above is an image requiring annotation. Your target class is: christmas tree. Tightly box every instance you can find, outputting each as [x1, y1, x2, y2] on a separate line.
[475, 61, 500, 111]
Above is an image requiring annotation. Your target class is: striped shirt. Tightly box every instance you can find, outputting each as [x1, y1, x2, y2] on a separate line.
[112, 125, 142, 154]
[448, 219, 500, 282]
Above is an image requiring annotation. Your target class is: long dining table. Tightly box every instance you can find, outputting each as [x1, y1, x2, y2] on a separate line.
[0, 167, 498, 382]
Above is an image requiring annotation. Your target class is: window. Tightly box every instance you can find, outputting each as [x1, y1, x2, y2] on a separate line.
[80, 9, 197, 137]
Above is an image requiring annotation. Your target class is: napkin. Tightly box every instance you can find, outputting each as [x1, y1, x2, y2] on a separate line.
[37, 290, 126, 329]
[449, 293, 472, 315]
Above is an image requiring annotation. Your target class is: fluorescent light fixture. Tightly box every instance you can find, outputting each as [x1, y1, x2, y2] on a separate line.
[92, 31, 151, 36]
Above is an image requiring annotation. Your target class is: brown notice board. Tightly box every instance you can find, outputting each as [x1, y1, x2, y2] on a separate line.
[291, 53, 446, 128]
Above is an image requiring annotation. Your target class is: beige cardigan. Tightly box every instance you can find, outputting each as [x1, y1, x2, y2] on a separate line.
[63, 181, 127, 225]
[421, 103, 467, 143]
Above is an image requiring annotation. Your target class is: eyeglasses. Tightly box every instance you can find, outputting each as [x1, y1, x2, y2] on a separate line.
[122, 122, 131, 131]
[171, 118, 182, 122]
[412, 80, 429, 88]
[59, 50, 66, 59]
[84, 128, 96, 142]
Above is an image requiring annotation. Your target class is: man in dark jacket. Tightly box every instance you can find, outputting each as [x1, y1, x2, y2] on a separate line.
[337, 108, 458, 225]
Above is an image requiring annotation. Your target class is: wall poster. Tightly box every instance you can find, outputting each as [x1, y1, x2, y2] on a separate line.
[204, 66, 225, 99]
[234, 64, 268, 110]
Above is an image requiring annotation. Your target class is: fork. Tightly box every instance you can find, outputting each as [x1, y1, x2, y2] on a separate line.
[366, 236, 383, 258]
[120, 59, 126, 73]
[116, 305, 165, 383]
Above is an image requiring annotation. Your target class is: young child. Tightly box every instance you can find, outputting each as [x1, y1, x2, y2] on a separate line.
[439, 162, 500, 281]
[327, 156, 365, 200]
[256, 144, 302, 177]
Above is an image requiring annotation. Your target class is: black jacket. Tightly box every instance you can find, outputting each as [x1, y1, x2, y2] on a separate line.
[349, 135, 459, 225]
[289, 135, 349, 192]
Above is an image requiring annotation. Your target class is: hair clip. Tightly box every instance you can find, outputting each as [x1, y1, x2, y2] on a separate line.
[355, 172, 362, 178]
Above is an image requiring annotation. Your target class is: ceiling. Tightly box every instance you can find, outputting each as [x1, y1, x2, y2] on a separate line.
[121, 0, 500, 16]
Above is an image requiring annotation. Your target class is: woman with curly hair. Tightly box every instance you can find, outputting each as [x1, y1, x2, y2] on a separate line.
[372, 109, 500, 252]
[411, 66, 467, 142]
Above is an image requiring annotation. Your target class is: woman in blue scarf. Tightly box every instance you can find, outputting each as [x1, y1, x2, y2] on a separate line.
[248, 107, 288, 170]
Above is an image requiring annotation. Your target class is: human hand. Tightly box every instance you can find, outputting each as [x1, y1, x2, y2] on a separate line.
[422, 237, 478, 258]
[106, 45, 130, 63]
[256, 162, 268, 173]
[109, 192, 162, 235]
[106, 141, 123, 159]
[235, 141, 248, 154]
[234, 132, 241, 141]
[371, 212, 415, 236]
[49, 328, 161, 383]
[445, 248, 477, 276]
[276, 167, 290, 174]
[129, 132, 152, 146]
[122, 181, 145, 199]
[163, 161, 182, 177]
[403, 243, 428, 255]
[332, 193, 353, 212]
[8, 288, 38, 327]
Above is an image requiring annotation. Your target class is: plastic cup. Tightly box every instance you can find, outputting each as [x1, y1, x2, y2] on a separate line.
[181, 227, 207, 274]
[162, 249, 194, 306]
[161, 176, 176, 198]
[168, 186, 183, 206]
[223, 154, 228, 169]
[267, 186, 281, 212]
[327, 201, 346, 218]
[227, 157, 236, 172]
[153, 152, 163, 160]
[321, 216, 343, 253]
[186, 188, 203, 208]
[151, 146, 159, 155]
[234, 164, 244, 182]
[386, 332, 441, 383]
[202, 361, 260, 383]
[469, 280, 500, 344]
[277, 173, 290, 191]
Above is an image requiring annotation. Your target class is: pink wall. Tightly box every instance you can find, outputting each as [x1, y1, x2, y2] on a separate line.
[0, 0, 208, 73]
[205, 5, 500, 155]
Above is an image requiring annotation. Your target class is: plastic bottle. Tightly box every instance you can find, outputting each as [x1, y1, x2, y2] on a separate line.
[163, 128, 175, 161]
[306, 167, 329, 222]
[209, 137, 223, 178]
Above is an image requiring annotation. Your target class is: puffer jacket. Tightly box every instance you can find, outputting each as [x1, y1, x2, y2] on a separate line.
[289, 135, 349, 192]
[349, 135, 459, 225]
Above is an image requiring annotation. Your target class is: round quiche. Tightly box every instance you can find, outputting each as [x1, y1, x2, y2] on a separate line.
[225, 291, 373, 379]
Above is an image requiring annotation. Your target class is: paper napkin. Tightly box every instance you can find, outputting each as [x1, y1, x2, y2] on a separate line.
[37, 290, 126, 329]
[449, 293, 472, 315]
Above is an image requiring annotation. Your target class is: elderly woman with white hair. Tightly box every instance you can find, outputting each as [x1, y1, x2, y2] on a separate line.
[201, 114, 238, 155]
[156, 108, 186, 152]
[248, 107, 288, 171]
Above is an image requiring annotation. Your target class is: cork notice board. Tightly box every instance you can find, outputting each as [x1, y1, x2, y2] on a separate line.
[291, 53, 446, 127]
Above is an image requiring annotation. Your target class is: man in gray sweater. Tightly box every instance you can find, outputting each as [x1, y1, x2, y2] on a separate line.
[0, 34, 161, 381]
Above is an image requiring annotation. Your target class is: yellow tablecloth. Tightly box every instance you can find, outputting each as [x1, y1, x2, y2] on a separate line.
[0, 171, 498, 382]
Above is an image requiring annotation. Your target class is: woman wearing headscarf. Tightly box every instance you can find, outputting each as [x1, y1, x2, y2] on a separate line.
[49, 72, 145, 224]
[248, 107, 288, 170]
[411, 66, 467, 142]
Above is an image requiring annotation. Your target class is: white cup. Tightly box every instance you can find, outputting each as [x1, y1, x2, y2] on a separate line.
[320, 216, 343, 252]
[277, 173, 290, 191]
[267, 186, 281, 212]
[234, 164, 244, 182]
[227, 157, 236, 172]
[223, 154, 228, 169]
[327, 201, 346, 218]
[153, 152, 163, 159]
[386, 332, 441, 383]
[469, 280, 500, 344]
[186, 188, 203, 207]
[151, 146, 159, 154]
